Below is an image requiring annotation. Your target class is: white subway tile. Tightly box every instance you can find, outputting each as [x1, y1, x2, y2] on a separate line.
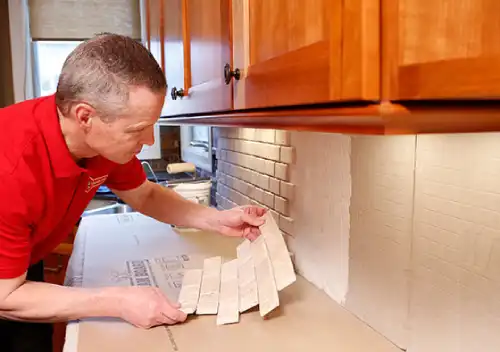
[218, 128, 228, 138]
[275, 163, 289, 181]
[270, 210, 280, 223]
[241, 128, 256, 141]
[274, 196, 289, 216]
[275, 130, 291, 146]
[263, 159, 275, 176]
[227, 128, 239, 139]
[258, 129, 275, 143]
[262, 143, 281, 161]
[258, 174, 270, 190]
[269, 177, 280, 195]
[262, 190, 275, 208]
[280, 146, 295, 164]
[280, 181, 295, 201]
[253, 187, 264, 203]
[279, 215, 294, 237]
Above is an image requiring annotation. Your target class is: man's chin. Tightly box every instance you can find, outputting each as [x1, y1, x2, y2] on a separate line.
[103, 154, 135, 165]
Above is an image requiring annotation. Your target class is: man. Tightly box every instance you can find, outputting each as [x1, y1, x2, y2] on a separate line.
[0, 33, 266, 351]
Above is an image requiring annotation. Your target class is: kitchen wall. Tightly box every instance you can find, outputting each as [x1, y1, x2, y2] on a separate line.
[145, 126, 181, 171]
[215, 128, 500, 352]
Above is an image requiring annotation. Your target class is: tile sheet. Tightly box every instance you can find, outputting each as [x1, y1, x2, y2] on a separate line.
[260, 212, 296, 291]
[236, 239, 259, 312]
[178, 269, 203, 314]
[196, 256, 222, 315]
[251, 236, 280, 317]
[216, 259, 240, 325]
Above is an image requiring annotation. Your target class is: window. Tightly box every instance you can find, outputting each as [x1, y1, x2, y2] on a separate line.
[33, 41, 81, 97]
[180, 126, 213, 172]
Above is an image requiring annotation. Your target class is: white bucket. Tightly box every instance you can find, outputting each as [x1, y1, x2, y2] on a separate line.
[171, 180, 212, 206]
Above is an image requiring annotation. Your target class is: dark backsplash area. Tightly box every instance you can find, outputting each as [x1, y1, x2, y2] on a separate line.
[145, 126, 182, 172]
[143, 125, 219, 207]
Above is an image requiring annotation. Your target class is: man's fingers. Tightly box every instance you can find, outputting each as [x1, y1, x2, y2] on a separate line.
[156, 290, 187, 323]
[241, 212, 265, 227]
[243, 206, 267, 218]
[256, 207, 267, 217]
[159, 313, 177, 325]
[161, 306, 187, 323]
[244, 227, 260, 241]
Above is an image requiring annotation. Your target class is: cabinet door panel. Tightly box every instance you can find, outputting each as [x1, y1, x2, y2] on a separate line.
[233, 0, 343, 110]
[147, 0, 164, 69]
[162, 0, 232, 116]
[162, 0, 185, 115]
[384, 0, 500, 99]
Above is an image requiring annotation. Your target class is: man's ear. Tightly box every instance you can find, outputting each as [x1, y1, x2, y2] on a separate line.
[73, 102, 95, 132]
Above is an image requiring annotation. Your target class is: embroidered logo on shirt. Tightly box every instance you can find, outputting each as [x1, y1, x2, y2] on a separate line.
[85, 175, 109, 193]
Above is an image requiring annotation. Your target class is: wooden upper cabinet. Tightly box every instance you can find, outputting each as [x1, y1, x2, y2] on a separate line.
[145, 0, 164, 70]
[161, 0, 233, 116]
[232, 0, 344, 110]
[384, 0, 500, 100]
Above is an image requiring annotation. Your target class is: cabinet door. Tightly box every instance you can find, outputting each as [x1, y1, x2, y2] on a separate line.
[161, 0, 232, 116]
[232, 0, 343, 109]
[384, 0, 500, 99]
[145, 0, 165, 70]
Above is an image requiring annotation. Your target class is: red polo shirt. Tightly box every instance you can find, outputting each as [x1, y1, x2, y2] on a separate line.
[0, 95, 147, 279]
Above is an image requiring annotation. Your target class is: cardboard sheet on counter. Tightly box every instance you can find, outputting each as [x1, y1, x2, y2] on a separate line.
[66, 213, 402, 352]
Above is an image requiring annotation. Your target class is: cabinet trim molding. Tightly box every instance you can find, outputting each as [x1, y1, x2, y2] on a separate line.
[159, 101, 500, 135]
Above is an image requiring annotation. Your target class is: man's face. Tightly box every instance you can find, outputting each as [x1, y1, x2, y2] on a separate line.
[83, 87, 165, 164]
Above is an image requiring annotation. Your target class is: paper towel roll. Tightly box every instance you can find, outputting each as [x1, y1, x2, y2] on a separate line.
[166, 162, 196, 174]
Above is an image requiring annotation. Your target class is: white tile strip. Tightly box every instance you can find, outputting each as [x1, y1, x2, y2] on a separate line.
[260, 212, 296, 291]
[178, 269, 203, 314]
[251, 236, 279, 317]
[196, 256, 222, 315]
[216, 259, 240, 325]
[237, 240, 259, 312]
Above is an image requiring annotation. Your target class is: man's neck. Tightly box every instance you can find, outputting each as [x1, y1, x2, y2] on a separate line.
[57, 109, 96, 162]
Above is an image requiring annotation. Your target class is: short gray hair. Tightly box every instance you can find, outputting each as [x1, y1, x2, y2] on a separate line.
[55, 33, 166, 118]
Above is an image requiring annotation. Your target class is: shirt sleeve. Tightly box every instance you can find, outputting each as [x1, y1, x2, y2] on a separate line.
[105, 156, 147, 191]
[0, 176, 32, 279]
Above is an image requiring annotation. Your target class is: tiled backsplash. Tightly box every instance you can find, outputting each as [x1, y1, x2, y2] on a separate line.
[213, 128, 500, 352]
[144, 126, 181, 172]
[214, 128, 296, 240]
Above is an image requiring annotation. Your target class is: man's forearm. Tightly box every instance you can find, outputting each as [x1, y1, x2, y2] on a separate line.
[136, 182, 218, 230]
[0, 281, 121, 323]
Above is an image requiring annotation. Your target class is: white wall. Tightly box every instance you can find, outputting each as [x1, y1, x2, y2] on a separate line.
[288, 131, 351, 304]
[346, 135, 416, 348]
[409, 133, 500, 352]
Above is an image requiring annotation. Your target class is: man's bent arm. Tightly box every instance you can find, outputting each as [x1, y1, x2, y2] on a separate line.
[0, 275, 121, 323]
[113, 180, 218, 231]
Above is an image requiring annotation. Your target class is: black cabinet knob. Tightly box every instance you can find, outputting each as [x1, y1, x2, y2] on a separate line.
[171, 87, 185, 100]
[224, 63, 240, 85]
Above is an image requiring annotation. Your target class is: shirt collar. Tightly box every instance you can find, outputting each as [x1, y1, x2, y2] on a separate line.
[35, 95, 86, 178]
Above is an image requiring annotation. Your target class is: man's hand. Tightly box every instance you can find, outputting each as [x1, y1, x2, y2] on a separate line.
[114, 182, 267, 239]
[116, 286, 187, 328]
[206, 206, 267, 241]
[0, 277, 186, 327]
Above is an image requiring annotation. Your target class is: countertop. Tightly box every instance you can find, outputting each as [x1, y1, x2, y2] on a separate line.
[63, 213, 400, 352]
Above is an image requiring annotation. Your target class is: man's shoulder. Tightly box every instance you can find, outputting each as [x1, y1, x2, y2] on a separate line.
[0, 97, 48, 175]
